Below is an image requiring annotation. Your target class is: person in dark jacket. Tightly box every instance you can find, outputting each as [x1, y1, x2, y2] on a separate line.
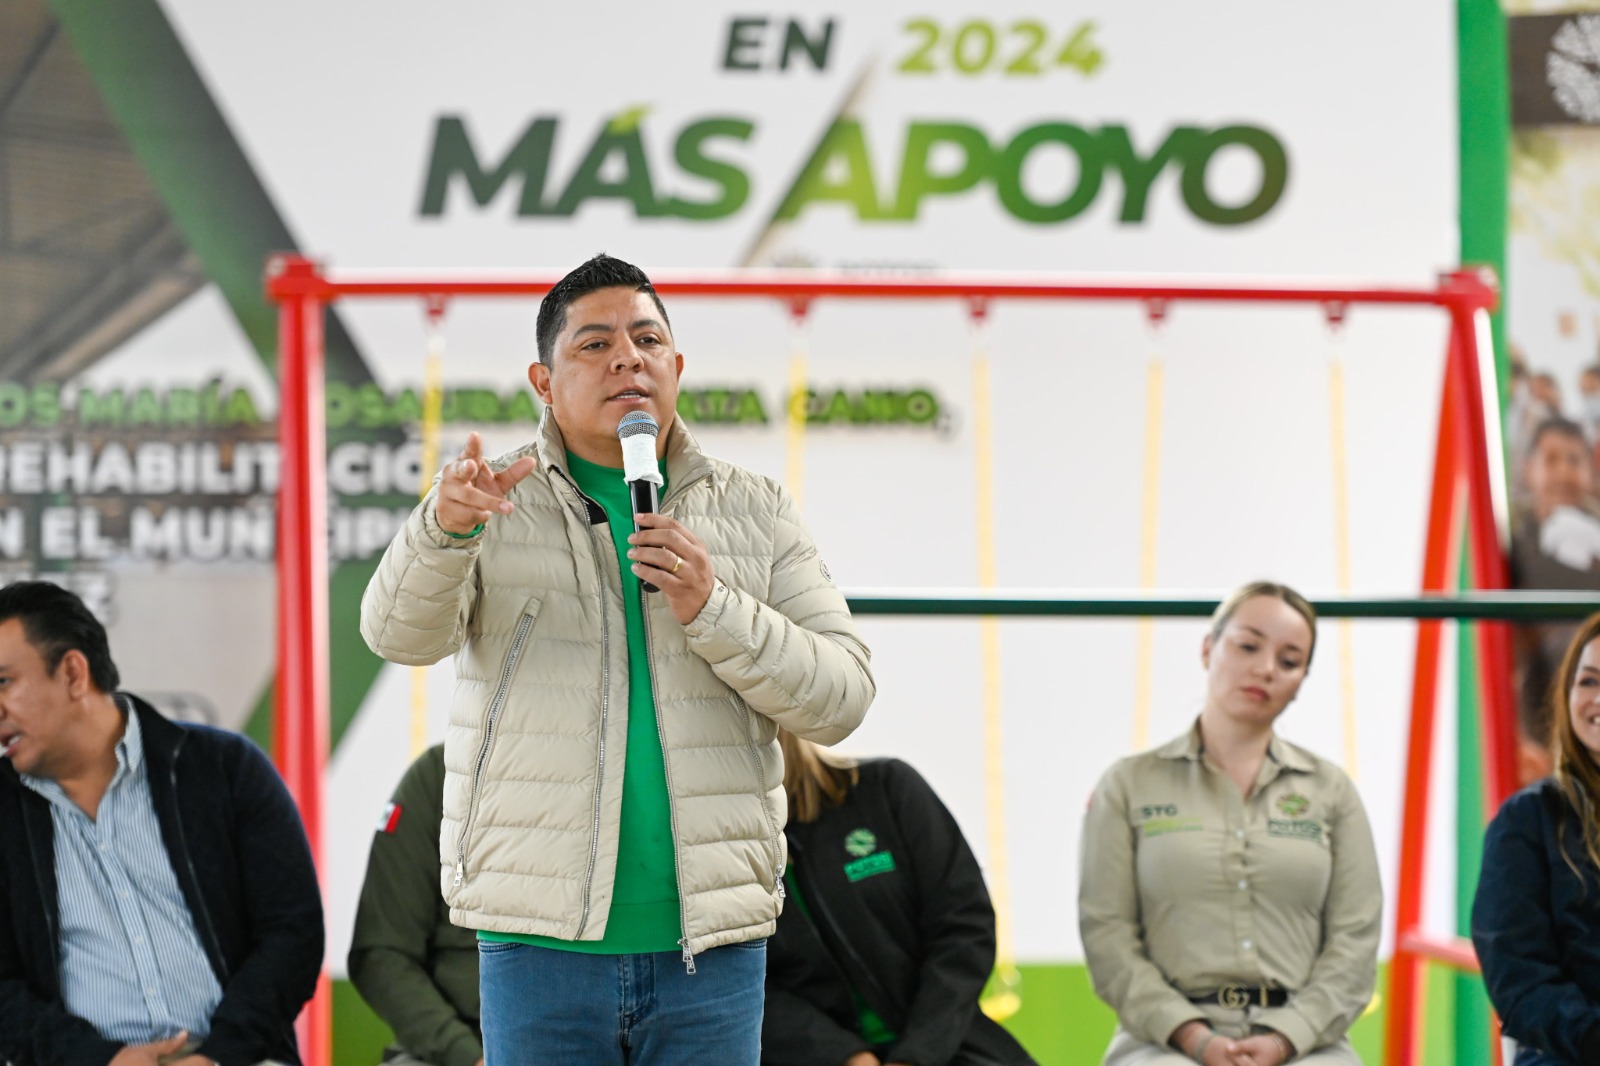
[762, 729, 1035, 1066]
[1474, 609, 1600, 1066]
[0, 580, 323, 1066]
[349, 744, 482, 1066]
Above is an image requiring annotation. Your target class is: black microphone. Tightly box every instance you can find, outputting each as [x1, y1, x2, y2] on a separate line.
[617, 411, 664, 593]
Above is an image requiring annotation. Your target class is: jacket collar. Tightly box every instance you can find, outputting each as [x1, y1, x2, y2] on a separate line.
[125, 693, 184, 772]
[1154, 717, 1315, 774]
[535, 407, 716, 498]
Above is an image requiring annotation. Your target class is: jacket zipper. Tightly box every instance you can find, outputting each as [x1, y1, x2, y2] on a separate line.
[741, 699, 786, 905]
[650, 465, 781, 904]
[24, 786, 61, 976]
[641, 593, 697, 974]
[554, 467, 613, 937]
[791, 835, 898, 1019]
[454, 612, 535, 887]
[648, 470, 715, 971]
[784, 839, 869, 1010]
[163, 729, 229, 982]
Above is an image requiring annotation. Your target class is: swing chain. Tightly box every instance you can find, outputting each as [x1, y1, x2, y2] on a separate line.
[1144, 297, 1169, 329]
[424, 294, 449, 326]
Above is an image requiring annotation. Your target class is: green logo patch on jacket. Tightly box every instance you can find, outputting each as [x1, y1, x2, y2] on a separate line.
[844, 828, 878, 857]
[844, 852, 896, 882]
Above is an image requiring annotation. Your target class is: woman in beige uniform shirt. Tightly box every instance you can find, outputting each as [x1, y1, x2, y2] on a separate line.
[1079, 582, 1381, 1065]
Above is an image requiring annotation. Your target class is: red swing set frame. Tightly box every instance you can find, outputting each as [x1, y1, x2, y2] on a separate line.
[267, 257, 1508, 1066]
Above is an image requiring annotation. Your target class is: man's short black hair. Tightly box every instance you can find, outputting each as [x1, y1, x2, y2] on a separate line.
[535, 254, 671, 366]
[1531, 416, 1588, 453]
[0, 581, 120, 693]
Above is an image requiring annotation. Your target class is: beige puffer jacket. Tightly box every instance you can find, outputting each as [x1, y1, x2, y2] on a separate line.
[360, 413, 874, 959]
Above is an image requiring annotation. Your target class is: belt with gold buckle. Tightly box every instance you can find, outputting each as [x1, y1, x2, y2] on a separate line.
[1188, 984, 1289, 1009]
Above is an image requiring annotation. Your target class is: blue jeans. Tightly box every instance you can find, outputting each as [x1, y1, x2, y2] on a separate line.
[479, 940, 766, 1065]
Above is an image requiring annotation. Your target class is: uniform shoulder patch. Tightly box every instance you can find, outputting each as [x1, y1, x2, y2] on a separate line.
[377, 801, 403, 834]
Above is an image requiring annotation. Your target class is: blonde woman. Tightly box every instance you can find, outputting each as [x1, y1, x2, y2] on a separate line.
[1080, 582, 1381, 1065]
[761, 731, 1036, 1066]
[1473, 611, 1600, 1066]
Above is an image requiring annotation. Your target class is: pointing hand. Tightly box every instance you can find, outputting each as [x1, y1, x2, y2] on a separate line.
[436, 431, 537, 535]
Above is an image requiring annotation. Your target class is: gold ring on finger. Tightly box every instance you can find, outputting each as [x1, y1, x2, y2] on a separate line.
[671, 554, 683, 575]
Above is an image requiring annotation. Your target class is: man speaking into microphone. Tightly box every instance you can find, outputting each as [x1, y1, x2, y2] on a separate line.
[361, 254, 875, 1065]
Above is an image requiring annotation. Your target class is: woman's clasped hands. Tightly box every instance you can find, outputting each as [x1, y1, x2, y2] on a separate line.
[1175, 1021, 1295, 1066]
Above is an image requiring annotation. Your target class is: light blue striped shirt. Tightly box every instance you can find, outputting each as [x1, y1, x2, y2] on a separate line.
[20, 703, 223, 1044]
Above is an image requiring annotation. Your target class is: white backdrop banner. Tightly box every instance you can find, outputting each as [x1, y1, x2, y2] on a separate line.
[136, 0, 1461, 968]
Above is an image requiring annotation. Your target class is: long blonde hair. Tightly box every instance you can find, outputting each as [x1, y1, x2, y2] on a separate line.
[1551, 612, 1600, 880]
[778, 728, 858, 824]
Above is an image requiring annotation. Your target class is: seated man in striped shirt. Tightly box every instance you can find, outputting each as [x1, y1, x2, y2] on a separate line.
[0, 581, 324, 1066]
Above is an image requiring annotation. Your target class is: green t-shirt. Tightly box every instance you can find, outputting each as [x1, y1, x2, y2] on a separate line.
[480, 451, 681, 954]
